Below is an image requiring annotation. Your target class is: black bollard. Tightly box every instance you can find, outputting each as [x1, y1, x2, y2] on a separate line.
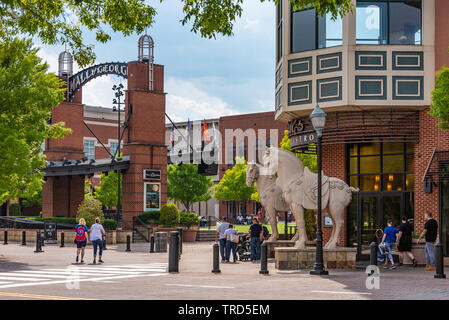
[150, 235, 155, 253]
[211, 242, 221, 273]
[60, 231, 65, 248]
[177, 227, 183, 255]
[168, 231, 179, 273]
[40, 231, 45, 246]
[370, 242, 378, 266]
[22, 230, 26, 246]
[126, 234, 131, 252]
[208, 216, 211, 230]
[3, 230, 7, 245]
[434, 242, 446, 279]
[103, 235, 107, 250]
[259, 242, 269, 275]
[34, 231, 42, 253]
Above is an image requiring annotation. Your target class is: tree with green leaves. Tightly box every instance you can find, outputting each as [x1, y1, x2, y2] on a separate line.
[214, 157, 256, 202]
[167, 164, 213, 212]
[431, 66, 449, 130]
[94, 171, 122, 208]
[280, 130, 317, 172]
[0, 38, 70, 205]
[0, 0, 353, 67]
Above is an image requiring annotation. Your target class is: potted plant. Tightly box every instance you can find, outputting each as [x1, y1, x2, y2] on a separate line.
[157, 204, 180, 240]
[180, 212, 200, 242]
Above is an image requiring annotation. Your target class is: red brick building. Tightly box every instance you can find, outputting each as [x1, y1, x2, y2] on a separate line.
[275, 0, 449, 258]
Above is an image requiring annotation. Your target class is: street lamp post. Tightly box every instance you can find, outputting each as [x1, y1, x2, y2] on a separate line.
[309, 104, 329, 276]
[112, 83, 124, 224]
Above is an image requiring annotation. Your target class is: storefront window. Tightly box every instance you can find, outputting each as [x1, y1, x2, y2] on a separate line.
[291, 8, 342, 53]
[348, 141, 414, 192]
[277, 2, 282, 62]
[356, 0, 422, 45]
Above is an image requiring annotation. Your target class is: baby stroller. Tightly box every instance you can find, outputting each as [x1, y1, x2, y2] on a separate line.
[237, 234, 251, 261]
[377, 242, 387, 263]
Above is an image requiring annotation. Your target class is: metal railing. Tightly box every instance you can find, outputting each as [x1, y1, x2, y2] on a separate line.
[132, 216, 152, 242]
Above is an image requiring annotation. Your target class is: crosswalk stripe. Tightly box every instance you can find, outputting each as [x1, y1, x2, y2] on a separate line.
[0, 264, 167, 289]
[0, 276, 50, 282]
[43, 268, 165, 274]
[0, 273, 167, 289]
[9, 270, 120, 277]
[0, 273, 74, 279]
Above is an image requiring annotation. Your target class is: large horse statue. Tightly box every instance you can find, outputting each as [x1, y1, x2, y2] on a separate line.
[246, 162, 289, 241]
[262, 147, 358, 249]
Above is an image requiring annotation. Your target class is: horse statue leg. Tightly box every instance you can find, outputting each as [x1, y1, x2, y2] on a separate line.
[266, 207, 278, 242]
[324, 200, 345, 249]
[290, 203, 307, 248]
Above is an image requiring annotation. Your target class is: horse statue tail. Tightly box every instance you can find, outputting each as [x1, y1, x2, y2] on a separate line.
[349, 187, 360, 193]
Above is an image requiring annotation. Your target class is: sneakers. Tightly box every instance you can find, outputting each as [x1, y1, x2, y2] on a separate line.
[383, 265, 389, 269]
[412, 259, 418, 268]
[425, 264, 431, 271]
[391, 265, 397, 269]
[76, 256, 79, 263]
[428, 266, 436, 271]
[93, 259, 96, 264]
[99, 259, 104, 263]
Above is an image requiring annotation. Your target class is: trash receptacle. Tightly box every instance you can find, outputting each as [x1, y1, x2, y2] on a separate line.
[155, 232, 168, 253]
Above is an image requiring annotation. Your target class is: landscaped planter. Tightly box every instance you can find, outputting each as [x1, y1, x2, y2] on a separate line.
[182, 229, 198, 242]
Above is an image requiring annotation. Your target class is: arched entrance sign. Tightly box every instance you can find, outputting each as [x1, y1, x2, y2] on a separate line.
[67, 62, 128, 102]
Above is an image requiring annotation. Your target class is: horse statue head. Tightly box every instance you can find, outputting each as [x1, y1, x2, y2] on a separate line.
[246, 162, 259, 187]
[262, 146, 304, 178]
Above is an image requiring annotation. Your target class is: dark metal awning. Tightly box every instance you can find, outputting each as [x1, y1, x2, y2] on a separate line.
[423, 148, 449, 184]
[43, 156, 130, 177]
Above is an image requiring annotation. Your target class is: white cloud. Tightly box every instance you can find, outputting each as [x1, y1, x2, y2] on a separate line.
[243, 18, 261, 32]
[165, 77, 240, 122]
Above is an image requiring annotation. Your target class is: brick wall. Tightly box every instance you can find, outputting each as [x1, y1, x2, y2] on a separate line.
[414, 109, 449, 234]
[322, 143, 347, 246]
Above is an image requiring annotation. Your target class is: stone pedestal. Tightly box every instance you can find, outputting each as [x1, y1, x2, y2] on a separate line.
[275, 247, 357, 270]
[266, 240, 316, 258]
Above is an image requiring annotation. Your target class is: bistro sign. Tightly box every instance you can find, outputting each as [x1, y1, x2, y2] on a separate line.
[143, 169, 161, 180]
[288, 118, 317, 150]
[68, 62, 128, 102]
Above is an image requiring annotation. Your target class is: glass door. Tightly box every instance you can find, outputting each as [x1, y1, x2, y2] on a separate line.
[358, 194, 380, 258]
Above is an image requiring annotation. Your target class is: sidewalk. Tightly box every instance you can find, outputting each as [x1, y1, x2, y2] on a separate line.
[0, 241, 447, 300]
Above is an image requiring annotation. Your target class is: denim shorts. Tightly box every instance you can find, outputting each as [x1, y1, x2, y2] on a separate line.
[76, 240, 87, 248]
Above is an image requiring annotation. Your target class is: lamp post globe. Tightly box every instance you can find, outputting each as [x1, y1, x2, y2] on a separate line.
[310, 104, 328, 276]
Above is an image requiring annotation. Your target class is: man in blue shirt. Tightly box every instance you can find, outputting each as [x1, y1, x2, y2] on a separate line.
[381, 219, 398, 269]
[215, 217, 230, 262]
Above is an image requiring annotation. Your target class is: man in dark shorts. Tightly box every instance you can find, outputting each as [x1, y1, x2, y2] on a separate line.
[417, 212, 438, 271]
[396, 217, 417, 267]
[249, 217, 263, 262]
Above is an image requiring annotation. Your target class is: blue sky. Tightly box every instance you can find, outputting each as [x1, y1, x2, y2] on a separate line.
[36, 1, 275, 122]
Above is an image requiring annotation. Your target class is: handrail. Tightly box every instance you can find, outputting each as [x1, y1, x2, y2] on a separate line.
[131, 216, 151, 242]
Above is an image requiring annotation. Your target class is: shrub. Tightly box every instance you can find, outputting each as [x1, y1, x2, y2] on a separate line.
[159, 203, 180, 227]
[9, 203, 21, 216]
[76, 198, 104, 227]
[138, 211, 160, 224]
[180, 212, 200, 229]
[103, 219, 118, 230]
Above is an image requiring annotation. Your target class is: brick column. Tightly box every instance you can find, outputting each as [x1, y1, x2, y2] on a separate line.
[122, 62, 167, 226]
[42, 100, 85, 218]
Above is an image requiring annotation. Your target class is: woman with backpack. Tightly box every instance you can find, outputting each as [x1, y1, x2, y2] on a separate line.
[224, 224, 239, 263]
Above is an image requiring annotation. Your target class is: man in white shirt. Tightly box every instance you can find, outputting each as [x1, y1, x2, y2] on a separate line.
[90, 217, 106, 264]
[215, 217, 230, 262]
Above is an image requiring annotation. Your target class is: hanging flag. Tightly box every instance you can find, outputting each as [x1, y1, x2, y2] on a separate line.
[212, 122, 217, 142]
[184, 119, 191, 152]
[168, 124, 174, 149]
[201, 120, 211, 142]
